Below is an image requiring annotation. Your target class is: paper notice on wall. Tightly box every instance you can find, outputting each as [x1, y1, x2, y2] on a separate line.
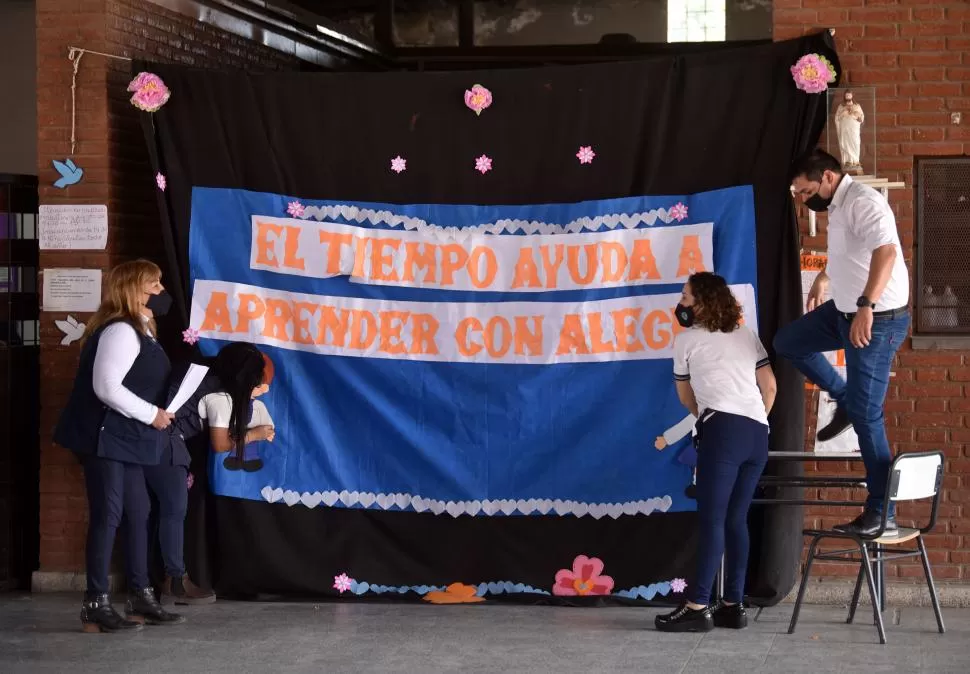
[800, 253, 844, 387]
[801, 253, 858, 452]
[41, 268, 102, 312]
[39, 204, 108, 250]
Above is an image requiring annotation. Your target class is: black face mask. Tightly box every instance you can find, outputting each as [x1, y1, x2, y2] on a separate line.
[804, 191, 833, 213]
[146, 290, 173, 317]
[675, 303, 695, 328]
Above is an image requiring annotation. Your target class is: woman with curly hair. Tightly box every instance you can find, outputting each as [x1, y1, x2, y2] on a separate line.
[656, 272, 777, 633]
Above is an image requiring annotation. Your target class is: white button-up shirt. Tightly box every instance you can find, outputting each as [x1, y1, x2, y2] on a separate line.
[826, 175, 909, 313]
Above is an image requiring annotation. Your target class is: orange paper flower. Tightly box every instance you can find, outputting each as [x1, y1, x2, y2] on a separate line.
[423, 582, 485, 604]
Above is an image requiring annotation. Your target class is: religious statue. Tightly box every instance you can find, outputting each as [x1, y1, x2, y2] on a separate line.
[834, 90, 865, 175]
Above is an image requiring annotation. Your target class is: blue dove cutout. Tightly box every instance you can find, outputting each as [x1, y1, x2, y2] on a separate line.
[52, 158, 84, 188]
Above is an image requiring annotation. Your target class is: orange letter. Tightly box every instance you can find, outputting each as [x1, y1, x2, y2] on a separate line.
[292, 302, 317, 345]
[484, 317, 512, 358]
[600, 242, 628, 283]
[379, 310, 409, 354]
[282, 226, 306, 271]
[513, 316, 543, 356]
[200, 292, 234, 333]
[511, 248, 541, 289]
[317, 306, 350, 346]
[676, 234, 707, 276]
[235, 293, 266, 333]
[555, 314, 590, 355]
[643, 310, 672, 350]
[539, 244, 565, 289]
[351, 236, 369, 278]
[370, 238, 401, 282]
[410, 314, 439, 355]
[254, 221, 283, 267]
[440, 244, 469, 286]
[566, 244, 598, 285]
[468, 246, 498, 289]
[401, 242, 438, 284]
[611, 308, 644, 352]
[588, 313, 616, 354]
[262, 299, 292, 341]
[318, 231, 353, 275]
[456, 317, 483, 357]
[349, 310, 377, 350]
[628, 238, 661, 281]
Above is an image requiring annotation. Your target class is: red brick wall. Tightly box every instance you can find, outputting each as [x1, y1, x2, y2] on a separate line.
[36, 0, 301, 576]
[775, 1, 970, 580]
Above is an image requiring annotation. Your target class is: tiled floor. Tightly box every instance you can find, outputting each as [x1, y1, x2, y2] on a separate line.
[0, 593, 964, 673]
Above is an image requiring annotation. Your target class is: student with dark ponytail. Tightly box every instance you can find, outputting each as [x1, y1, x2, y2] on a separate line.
[201, 343, 276, 472]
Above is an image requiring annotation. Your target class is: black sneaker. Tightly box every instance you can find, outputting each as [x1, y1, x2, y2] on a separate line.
[80, 593, 143, 633]
[817, 404, 852, 442]
[711, 600, 748, 629]
[655, 602, 714, 632]
[125, 587, 186, 626]
[833, 510, 898, 538]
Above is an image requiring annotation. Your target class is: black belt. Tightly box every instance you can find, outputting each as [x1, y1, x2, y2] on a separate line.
[838, 306, 909, 321]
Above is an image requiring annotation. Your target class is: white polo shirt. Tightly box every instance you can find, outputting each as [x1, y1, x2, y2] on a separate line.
[673, 325, 770, 426]
[826, 175, 909, 313]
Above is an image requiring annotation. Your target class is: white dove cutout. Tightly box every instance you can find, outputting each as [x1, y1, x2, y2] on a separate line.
[55, 315, 86, 346]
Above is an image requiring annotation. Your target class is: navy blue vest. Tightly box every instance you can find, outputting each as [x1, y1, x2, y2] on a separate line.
[54, 319, 171, 466]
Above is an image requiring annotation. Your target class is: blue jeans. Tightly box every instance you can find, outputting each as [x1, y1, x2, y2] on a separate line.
[773, 300, 909, 516]
[690, 411, 769, 605]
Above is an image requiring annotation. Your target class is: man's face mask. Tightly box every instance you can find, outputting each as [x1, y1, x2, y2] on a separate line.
[800, 171, 836, 213]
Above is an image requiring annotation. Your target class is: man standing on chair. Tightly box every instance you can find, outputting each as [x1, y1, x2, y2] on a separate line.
[776, 148, 911, 537]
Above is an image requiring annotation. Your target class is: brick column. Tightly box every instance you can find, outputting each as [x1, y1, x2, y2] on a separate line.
[774, 0, 970, 588]
[33, 0, 301, 590]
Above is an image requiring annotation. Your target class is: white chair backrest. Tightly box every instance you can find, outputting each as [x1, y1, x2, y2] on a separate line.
[890, 453, 943, 502]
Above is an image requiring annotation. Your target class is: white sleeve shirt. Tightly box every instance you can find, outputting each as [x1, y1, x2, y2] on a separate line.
[825, 175, 910, 313]
[91, 322, 158, 426]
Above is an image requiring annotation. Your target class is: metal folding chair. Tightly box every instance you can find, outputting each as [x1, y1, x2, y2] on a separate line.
[787, 451, 946, 644]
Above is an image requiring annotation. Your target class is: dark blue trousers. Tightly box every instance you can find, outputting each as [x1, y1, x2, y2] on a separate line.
[689, 411, 769, 605]
[82, 456, 151, 594]
[144, 463, 189, 578]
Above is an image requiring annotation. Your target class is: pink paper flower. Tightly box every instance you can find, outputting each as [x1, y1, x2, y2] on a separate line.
[390, 156, 407, 173]
[670, 202, 688, 221]
[286, 200, 305, 218]
[155, 172, 167, 191]
[576, 146, 596, 164]
[475, 154, 492, 174]
[464, 84, 493, 115]
[552, 555, 614, 596]
[186, 473, 195, 490]
[182, 327, 200, 345]
[791, 53, 837, 94]
[671, 578, 687, 593]
[128, 72, 171, 112]
[333, 573, 353, 593]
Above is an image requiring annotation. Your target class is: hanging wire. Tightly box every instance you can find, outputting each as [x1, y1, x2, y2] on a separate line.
[66, 46, 133, 155]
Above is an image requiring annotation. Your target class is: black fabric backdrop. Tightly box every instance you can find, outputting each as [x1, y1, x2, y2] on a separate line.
[139, 31, 837, 605]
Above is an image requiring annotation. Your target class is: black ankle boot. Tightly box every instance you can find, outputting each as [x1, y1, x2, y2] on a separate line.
[711, 600, 748, 629]
[655, 602, 714, 632]
[80, 593, 143, 633]
[125, 587, 186, 626]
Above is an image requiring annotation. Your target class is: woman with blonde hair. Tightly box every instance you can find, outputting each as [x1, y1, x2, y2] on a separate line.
[55, 259, 185, 632]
